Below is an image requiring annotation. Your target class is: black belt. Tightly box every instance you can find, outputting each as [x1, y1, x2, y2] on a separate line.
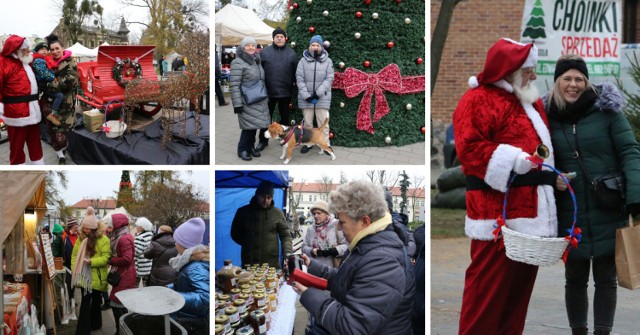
[466, 170, 557, 190]
[3, 94, 39, 104]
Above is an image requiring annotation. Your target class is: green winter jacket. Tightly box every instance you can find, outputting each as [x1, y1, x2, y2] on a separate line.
[230, 196, 292, 268]
[71, 228, 111, 292]
[547, 83, 640, 260]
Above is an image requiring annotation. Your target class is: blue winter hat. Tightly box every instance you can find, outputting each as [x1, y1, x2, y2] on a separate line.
[309, 35, 323, 46]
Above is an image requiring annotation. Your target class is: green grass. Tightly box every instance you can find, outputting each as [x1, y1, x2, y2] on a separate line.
[430, 188, 467, 238]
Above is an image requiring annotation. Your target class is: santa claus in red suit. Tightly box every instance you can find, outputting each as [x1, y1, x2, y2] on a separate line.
[454, 38, 560, 334]
[0, 35, 44, 165]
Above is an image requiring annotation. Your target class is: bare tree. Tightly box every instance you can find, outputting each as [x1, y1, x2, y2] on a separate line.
[288, 178, 305, 218]
[132, 178, 204, 227]
[254, 0, 288, 21]
[339, 171, 349, 185]
[365, 170, 401, 187]
[316, 174, 334, 201]
[431, 0, 464, 95]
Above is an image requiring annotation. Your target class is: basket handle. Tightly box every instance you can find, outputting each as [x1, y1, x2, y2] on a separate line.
[497, 162, 580, 257]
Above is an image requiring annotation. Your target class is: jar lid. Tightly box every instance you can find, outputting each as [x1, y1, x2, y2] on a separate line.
[215, 324, 223, 331]
[234, 299, 246, 305]
[236, 325, 255, 335]
[218, 294, 230, 300]
[215, 315, 229, 323]
[230, 288, 241, 293]
[225, 306, 238, 314]
[254, 293, 265, 299]
[250, 309, 265, 318]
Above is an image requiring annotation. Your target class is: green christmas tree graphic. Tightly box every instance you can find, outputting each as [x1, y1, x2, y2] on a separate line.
[285, 0, 426, 147]
[523, 0, 546, 39]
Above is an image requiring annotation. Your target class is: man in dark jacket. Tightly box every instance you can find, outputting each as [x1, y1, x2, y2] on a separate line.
[214, 46, 228, 106]
[231, 181, 292, 269]
[255, 27, 298, 152]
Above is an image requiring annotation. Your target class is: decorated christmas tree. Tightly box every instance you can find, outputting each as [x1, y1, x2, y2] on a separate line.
[522, 0, 546, 40]
[116, 171, 134, 208]
[285, 0, 426, 147]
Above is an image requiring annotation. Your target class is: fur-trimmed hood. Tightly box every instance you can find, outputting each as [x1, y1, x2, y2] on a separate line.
[543, 82, 626, 114]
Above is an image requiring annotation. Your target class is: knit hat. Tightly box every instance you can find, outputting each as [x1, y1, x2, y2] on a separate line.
[33, 42, 48, 53]
[309, 35, 323, 46]
[158, 225, 173, 234]
[135, 217, 153, 232]
[255, 181, 274, 196]
[240, 36, 257, 49]
[553, 57, 589, 81]
[310, 200, 330, 214]
[272, 27, 287, 39]
[53, 224, 64, 234]
[82, 207, 98, 230]
[111, 213, 129, 230]
[468, 38, 538, 89]
[174, 217, 205, 249]
[66, 218, 78, 229]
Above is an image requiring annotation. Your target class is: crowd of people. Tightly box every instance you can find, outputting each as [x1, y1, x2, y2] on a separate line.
[49, 206, 210, 335]
[229, 180, 425, 334]
[214, 27, 334, 161]
[453, 37, 640, 335]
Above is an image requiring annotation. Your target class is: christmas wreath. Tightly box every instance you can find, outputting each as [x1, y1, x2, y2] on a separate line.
[112, 57, 143, 87]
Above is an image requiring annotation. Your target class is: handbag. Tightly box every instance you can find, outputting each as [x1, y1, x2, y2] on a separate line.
[561, 125, 626, 210]
[107, 270, 121, 286]
[240, 79, 267, 105]
[615, 216, 640, 290]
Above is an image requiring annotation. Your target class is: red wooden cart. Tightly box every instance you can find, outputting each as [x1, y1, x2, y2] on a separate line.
[76, 45, 161, 117]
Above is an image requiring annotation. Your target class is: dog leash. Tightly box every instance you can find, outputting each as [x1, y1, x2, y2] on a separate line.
[279, 121, 305, 147]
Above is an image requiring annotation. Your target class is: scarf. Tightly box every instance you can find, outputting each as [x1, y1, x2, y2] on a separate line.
[70, 238, 92, 293]
[169, 245, 207, 272]
[311, 217, 331, 250]
[110, 226, 130, 254]
[52, 50, 72, 68]
[549, 87, 598, 124]
[349, 213, 392, 251]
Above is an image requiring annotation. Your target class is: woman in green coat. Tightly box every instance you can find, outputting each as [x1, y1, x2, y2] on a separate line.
[71, 207, 111, 335]
[546, 55, 640, 335]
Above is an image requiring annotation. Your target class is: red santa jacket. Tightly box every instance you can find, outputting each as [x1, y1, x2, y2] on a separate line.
[453, 80, 557, 241]
[0, 35, 41, 127]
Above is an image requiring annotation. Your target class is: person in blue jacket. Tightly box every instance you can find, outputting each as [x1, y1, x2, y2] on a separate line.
[168, 217, 209, 335]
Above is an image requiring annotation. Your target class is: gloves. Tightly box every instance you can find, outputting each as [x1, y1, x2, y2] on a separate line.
[316, 248, 339, 257]
[312, 91, 320, 100]
[234, 107, 243, 114]
[305, 96, 314, 103]
[513, 152, 535, 175]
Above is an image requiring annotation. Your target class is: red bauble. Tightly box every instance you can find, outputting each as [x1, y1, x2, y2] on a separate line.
[309, 26, 315, 33]
[355, 11, 363, 18]
[387, 42, 394, 49]
[420, 126, 426, 134]
[293, 2, 299, 9]
[363, 60, 371, 67]
[415, 57, 423, 65]
[329, 132, 335, 139]
[395, 0, 401, 3]
[364, 0, 371, 4]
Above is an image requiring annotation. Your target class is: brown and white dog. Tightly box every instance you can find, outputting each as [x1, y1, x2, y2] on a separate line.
[264, 116, 336, 164]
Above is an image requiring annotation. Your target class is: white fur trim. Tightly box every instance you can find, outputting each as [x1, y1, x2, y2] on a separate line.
[0, 102, 3, 115]
[468, 76, 479, 88]
[485, 144, 522, 192]
[29, 158, 45, 165]
[522, 44, 538, 68]
[1, 64, 42, 127]
[521, 102, 554, 168]
[491, 79, 513, 93]
[465, 185, 558, 240]
[21, 38, 30, 50]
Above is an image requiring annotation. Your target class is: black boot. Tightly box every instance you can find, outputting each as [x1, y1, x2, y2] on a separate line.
[255, 142, 268, 152]
[594, 330, 610, 335]
[571, 327, 588, 335]
[250, 148, 261, 157]
[238, 151, 252, 161]
[301, 145, 311, 154]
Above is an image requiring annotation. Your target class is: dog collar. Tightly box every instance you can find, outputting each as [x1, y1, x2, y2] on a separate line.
[279, 125, 305, 147]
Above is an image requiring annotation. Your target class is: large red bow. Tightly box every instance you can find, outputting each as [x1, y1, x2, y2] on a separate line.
[333, 64, 425, 134]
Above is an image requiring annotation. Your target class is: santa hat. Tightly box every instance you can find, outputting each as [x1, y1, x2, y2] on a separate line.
[1, 35, 26, 57]
[468, 38, 538, 89]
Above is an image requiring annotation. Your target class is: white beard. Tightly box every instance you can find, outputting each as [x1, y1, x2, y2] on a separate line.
[19, 53, 33, 65]
[512, 72, 540, 104]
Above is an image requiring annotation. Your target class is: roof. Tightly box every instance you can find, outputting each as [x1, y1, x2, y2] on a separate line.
[197, 201, 210, 212]
[69, 198, 118, 209]
[291, 183, 425, 198]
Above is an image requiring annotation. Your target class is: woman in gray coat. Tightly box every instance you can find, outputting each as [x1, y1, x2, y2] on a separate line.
[230, 36, 269, 161]
[296, 35, 334, 153]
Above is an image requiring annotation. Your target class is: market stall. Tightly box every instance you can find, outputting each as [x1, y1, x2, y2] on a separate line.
[1, 171, 51, 335]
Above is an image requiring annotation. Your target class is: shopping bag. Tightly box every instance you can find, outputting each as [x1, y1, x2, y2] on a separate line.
[615, 216, 640, 290]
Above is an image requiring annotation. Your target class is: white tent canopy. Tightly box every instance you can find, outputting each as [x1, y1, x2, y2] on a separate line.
[67, 42, 97, 58]
[215, 4, 274, 45]
[102, 206, 134, 227]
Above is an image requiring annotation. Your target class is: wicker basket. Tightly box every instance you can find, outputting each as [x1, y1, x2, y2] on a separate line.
[502, 227, 569, 266]
[500, 164, 579, 267]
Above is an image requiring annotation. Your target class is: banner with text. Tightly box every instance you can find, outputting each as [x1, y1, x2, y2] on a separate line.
[521, 0, 622, 77]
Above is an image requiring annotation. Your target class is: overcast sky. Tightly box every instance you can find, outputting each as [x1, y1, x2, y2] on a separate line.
[0, 0, 209, 39]
[57, 170, 210, 206]
[287, 167, 426, 187]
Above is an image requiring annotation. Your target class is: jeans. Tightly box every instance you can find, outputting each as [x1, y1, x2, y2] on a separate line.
[214, 79, 226, 105]
[51, 92, 64, 112]
[565, 255, 617, 331]
[238, 129, 257, 153]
